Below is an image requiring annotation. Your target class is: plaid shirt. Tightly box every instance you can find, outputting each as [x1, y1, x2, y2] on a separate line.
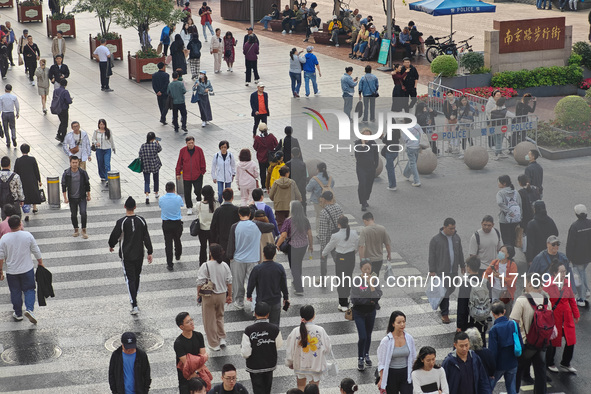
[138, 141, 162, 174]
[318, 203, 343, 247]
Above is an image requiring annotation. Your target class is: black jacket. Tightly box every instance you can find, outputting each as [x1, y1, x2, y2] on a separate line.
[518, 185, 540, 228]
[48, 63, 70, 83]
[246, 260, 289, 304]
[525, 161, 543, 193]
[210, 203, 240, 249]
[428, 228, 465, 275]
[35, 265, 54, 307]
[250, 91, 269, 117]
[243, 320, 281, 373]
[285, 156, 307, 197]
[566, 217, 591, 266]
[277, 135, 300, 163]
[151, 70, 170, 96]
[108, 215, 153, 261]
[61, 168, 90, 197]
[525, 213, 558, 263]
[208, 383, 248, 394]
[108, 347, 151, 394]
[354, 139, 379, 169]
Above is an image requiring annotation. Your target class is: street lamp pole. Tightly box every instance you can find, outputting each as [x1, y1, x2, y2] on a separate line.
[377, 0, 393, 72]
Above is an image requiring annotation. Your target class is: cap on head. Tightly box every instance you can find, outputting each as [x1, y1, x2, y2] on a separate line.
[306, 45, 313, 52]
[258, 82, 265, 87]
[124, 196, 136, 210]
[258, 122, 268, 132]
[547, 235, 560, 244]
[200, 70, 207, 75]
[575, 204, 587, 216]
[246, 27, 253, 31]
[121, 332, 137, 349]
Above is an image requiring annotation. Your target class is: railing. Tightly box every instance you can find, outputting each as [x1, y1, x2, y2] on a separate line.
[427, 79, 490, 123]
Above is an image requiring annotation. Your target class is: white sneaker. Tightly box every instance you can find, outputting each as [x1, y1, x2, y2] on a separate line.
[230, 68, 233, 72]
[255, 80, 259, 84]
[586, 290, 590, 298]
[155, 192, 159, 199]
[12, 312, 23, 321]
[187, 208, 193, 215]
[24, 310, 37, 324]
[458, 154, 464, 159]
[577, 299, 586, 307]
[208, 344, 221, 351]
[130, 306, 139, 315]
[560, 364, 577, 373]
[329, 38, 333, 42]
[220, 338, 227, 347]
[387, 186, 397, 191]
[282, 30, 287, 34]
[289, 30, 293, 34]
[202, 121, 207, 127]
[493, 156, 500, 161]
[31, 81, 36, 86]
[335, 43, 340, 47]
[412, 183, 421, 187]
[547, 365, 559, 373]
[314, 91, 321, 96]
[338, 305, 348, 312]
[227, 68, 231, 71]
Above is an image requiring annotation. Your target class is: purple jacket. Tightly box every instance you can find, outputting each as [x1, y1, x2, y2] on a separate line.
[243, 42, 259, 61]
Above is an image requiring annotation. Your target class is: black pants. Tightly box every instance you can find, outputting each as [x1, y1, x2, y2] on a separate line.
[69, 197, 87, 229]
[516, 345, 547, 394]
[371, 260, 383, 276]
[356, 165, 375, 206]
[252, 114, 268, 136]
[183, 177, 203, 208]
[0, 56, 7, 78]
[122, 259, 143, 307]
[546, 343, 574, 367]
[7, 42, 14, 66]
[500, 222, 518, 247]
[386, 367, 412, 394]
[362, 96, 376, 122]
[99, 61, 110, 89]
[57, 109, 69, 141]
[172, 103, 187, 130]
[259, 161, 269, 188]
[162, 220, 183, 267]
[335, 251, 356, 306]
[250, 371, 273, 394]
[406, 87, 418, 109]
[198, 229, 211, 265]
[245, 59, 259, 82]
[157, 94, 169, 122]
[25, 59, 36, 81]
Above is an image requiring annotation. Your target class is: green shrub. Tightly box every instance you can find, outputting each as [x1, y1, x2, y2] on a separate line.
[569, 53, 583, 67]
[459, 52, 485, 74]
[135, 48, 160, 59]
[96, 32, 120, 40]
[431, 55, 458, 77]
[473, 66, 491, 74]
[554, 96, 591, 130]
[585, 89, 591, 104]
[573, 41, 591, 69]
[491, 65, 582, 89]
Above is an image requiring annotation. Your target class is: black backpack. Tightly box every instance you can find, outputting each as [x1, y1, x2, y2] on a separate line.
[0, 173, 16, 207]
[189, 40, 202, 58]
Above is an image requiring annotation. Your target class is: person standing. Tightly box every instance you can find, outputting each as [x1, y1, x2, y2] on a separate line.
[517, 174, 540, 234]
[108, 332, 152, 394]
[0, 84, 19, 148]
[210, 188, 240, 254]
[243, 26, 259, 45]
[61, 156, 91, 239]
[197, 243, 232, 351]
[92, 39, 113, 92]
[525, 201, 558, 264]
[302, 46, 321, 97]
[13, 144, 42, 218]
[285, 147, 307, 211]
[241, 302, 283, 394]
[22, 35, 39, 86]
[235, 148, 259, 206]
[168, 71, 188, 132]
[488, 302, 521, 394]
[253, 123, 278, 188]
[358, 211, 392, 276]
[252, 189, 279, 236]
[34, 59, 50, 114]
[401, 57, 419, 109]
[355, 128, 378, 211]
[243, 36, 260, 86]
[195, 71, 213, 127]
[175, 136, 206, 215]
[289, 48, 306, 98]
[152, 62, 170, 125]
[428, 217, 465, 324]
[525, 149, 543, 198]
[138, 132, 162, 205]
[441, 332, 492, 394]
[468, 215, 502, 271]
[187, 33, 202, 80]
[341, 67, 358, 119]
[269, 166, 302, 228]
[197, 186, 218, 265]
[567, 204, 591, 307]
[223, 31, 236, 72]
[108, 197, 153, 314]
[0, 215, 43, 323]
[210, 140, 234, 203]
[276, 126, 300, 163]
[160, 24, 175, 57]
[496, 175, 522, 247]
[411, 347, 449, 394]
[358, 65, 379, 122]
[63, 121, 92, 170]
[92, 119, 116, 183]
[4, 21, 15, 68]
[17, 29, 28, 72]
[174, 312, 208, 394]
[208, 364, 248, 394]
[250, 85, 269, 136]
[210, 28, 223, 74]
[382, 127, 401, 191]
[159, 182, 184, 271]
[51, 30, 66, 61]
[199, 2, 214, 42]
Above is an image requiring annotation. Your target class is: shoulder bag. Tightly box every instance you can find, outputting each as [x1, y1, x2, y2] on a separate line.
[512, 320, 522, 357]
[245, 169, 260, 188]
[190, 218, 201, 236]
[419, 130, 430, 149]
[324, 207, 340, 234]
[198, 262, 216, 297]
[325, 348, 339, 377]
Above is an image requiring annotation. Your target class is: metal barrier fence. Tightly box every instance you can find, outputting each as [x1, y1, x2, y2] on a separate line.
[427, 79, 490, 123]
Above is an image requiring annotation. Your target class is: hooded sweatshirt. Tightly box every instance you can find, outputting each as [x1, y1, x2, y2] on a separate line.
[269, 177, 302, 211]
[236, 160, 259, 190]
[496, 187, 522, 224]
[525, 209, 558, 263]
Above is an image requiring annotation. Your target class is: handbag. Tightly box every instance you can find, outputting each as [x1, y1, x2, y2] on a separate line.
[18, 54, 23, 66]
[383, 260, 393, 281]
[190, 218, 201, 236]
[91, 143, 97, 152]
[419, 131, 430, 149]
[344, 308, 353, 321]
[38, 189, 46, 203]
[512, 320, 523, 357]
[279, 236, 291, 254]
[224, 49, 231, 58]
[212, 48, 219, 53]
[156, 42, 163, 54]
[325, 349, 339, 377]
[245, 169, 260, 189]
[191, 89, 200, 103]
[198, 262, 216, 297]
[128, 157, 142, 173]
[499, 289, 512, 305]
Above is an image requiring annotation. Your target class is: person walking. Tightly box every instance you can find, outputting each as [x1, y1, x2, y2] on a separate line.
[4, 21, 15, 68]
[17, 29, 28, 73]
[285, 305, 332, 390]
[51, 30, 66, 61]
[411, 347, 449, 394]
[168, 71, 188, 132]
[174, 312, 208, 394]
[525, 149, 544, 198]
[276, 126, 301, 163]
[34, 59, 50, 114]
[306, 162, 334, 233]
[468, 215, 502, 271]
[270, 166, 302, 228]
[108, 332, 152, 394]
[355, 128, 379, 211]
[197, 185, 218, 265]
[48, 54, 70, 87]
[350, 260, 382, 371]
[465, 328, 496, 386]
[382, 126, 401, 191]
[243, 35, 260, 86]
[223, 31, 236, 72]
[138, 132, 162, 205]
[0, 84, 19, 149]
[377, 311, 417, 394]
[194, 71, 213, 127]
[211, 140, 235, 203]
[51, 78, 73, 143]
[241, 302, 283, 394]
[170, 34, 188, 76]
[92, 119, 116, 183]
[0, 215, 43, 323]
[285, 147, 307, 211]
[341, 66, 358, 119]
[252, 188, 279, 236]
[497, 174, 522, 247]
[22, 35, 39, 86]
[159, 182, 184, 271]
[210, 188, 240, 255]
[63, 121, 92, 170]
[187, 33, 202, 80]
[488, 301, 521, 394]
[567, 204, 591, 307]
[253, 123, 278, 188]
[513, 94, 536, 146]
[13, 144, 42, 218]
[358, 211, 392, 277]
[302, 46, 321, 97]
[317, 191, 343, 281]
[108, 197, 153, 314]
[442, 332, 492, 394]
[0, 156, 24, 219]
[289, 48, 306, 97]
[92, 39, 113, 92]
[358, 65, 379, 122]
[235, 148, 259, 206]
[246, 243, 289, 326]
[517, 174, 541, 242]
[0, 36, 9, 80]
[160, 24, 175, 57]
[525, 201, 558, 264]
[428, 217, 465, 324]
[61, 156, 91, 239]
[250, 85, 269, 136]
[210, 28, 223, 74]
[484, 245, 518, 309]
[199, 2, 214, 41]
[197, 243, 232, 351]
[176, 136, 206, 215]
[152, 62, 170, 125]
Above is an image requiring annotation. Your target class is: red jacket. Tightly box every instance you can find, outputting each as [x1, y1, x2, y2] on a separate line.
[484, 259, 519, 299]
[176, 146, 206, 181]
[253, 133, 278, 163]
[177, 353, 213, 391]
[544, 283, 580, 347]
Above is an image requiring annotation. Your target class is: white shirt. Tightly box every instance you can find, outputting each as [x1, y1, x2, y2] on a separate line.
[493, 262, 508, 290]
[468, 228, 502, 268]
[0, 92, 19, 115]
[0, 231, 42, 275]
[58, 38, 64, 54]
[63, 130, 92, 162]
[93, 45, 110, 62]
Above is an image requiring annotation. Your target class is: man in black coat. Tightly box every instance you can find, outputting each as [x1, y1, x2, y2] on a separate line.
[210, 188, 240, 261]
[108, 332, 151, 394]
[525, 149, 543, 197]
[277, 126, 301, 163]
[285, 146, 306, 212]
[250, 84, 269, 136]
[151, 62, 170, 125]
[354, 129, 379, 211]
[47, 55, 70, 86]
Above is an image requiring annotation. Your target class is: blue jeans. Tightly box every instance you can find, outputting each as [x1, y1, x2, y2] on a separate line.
[304, 71, 318, 96]
[95, 148, 111, 180]
[353, 41, 367, 55]
[289, 72, 302, 95]
[537, 0, 548, 7]
[7, 268, 36, 316]
[574, 263, 589, 300]
[384, 151, 399, 188]
[494, 133, 503, 155]
[494, 366, 517, 394]
[202, 22, 214, 40]
[261, 16, 273, 29]
[353, 309, 376, 358]
[217, 181, 232, 203]
[403, 148, 420, 184]
[143, 171, 159, 194]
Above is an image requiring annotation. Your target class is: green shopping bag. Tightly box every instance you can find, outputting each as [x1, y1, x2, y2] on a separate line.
[128, 158, 142, 173]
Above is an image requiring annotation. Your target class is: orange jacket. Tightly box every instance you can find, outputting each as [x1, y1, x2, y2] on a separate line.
[177, 353, 213, 391]
[484, 259, 519, 299]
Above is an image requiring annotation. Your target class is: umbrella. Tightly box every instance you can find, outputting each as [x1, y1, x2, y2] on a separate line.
[409, 0, 496, 37]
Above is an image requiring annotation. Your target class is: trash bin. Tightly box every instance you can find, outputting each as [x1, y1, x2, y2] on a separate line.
[47, 176, 60, 208]
[108, 171, 121, 200]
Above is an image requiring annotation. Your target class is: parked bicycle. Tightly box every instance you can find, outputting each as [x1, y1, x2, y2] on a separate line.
[425, 32, 457, 63]
[456, 36, 474, 54]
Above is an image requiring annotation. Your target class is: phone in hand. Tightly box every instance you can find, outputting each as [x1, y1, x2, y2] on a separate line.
[155, 137, 162, 141]
[283, 300, 290, 311]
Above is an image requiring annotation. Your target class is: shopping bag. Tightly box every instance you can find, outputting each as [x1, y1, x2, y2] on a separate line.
[38, 189, 47, 203]
[426, 276, 446, 311]
[128, 158, 142, 173]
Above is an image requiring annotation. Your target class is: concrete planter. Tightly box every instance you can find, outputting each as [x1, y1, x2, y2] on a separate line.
[583, 66, 591, 80]
[17, 4, 42, 23]
[128, 52, 165, 83]
[578, 88, 587, 97]
[440, 76, 466, 91]
[538, 146, 591, 160]
[0, 0, 14, 8]
[90, 35, 123, 61]
[516, 85, 578, 97]
[440, 73, 492, 90]
[46, 16, 76, 38]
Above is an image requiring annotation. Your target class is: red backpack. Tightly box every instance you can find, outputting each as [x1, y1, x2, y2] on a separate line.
[525, 294, 556, 348]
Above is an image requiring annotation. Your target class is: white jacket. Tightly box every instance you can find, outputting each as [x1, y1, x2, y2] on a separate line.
[377, 331, 416, 389]
[211, 151, 236, 183]
[285, 323, 331, 376]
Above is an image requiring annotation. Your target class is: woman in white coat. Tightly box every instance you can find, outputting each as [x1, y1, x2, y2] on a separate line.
[211, 140, 236, 203]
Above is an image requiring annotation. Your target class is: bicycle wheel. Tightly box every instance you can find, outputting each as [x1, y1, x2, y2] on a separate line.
[426, 46, 440, 63]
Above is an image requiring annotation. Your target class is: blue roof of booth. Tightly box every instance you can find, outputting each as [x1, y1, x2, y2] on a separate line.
[409, 0, 496, 16]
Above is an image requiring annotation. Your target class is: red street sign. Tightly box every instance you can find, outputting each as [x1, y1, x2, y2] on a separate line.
[431, 133, 438, 141]
[501, 125, 508, 133]
[481, 105, 485, 112]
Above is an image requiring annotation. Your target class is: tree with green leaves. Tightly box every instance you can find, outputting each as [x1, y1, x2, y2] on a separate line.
[73, 0, 119, 38]
[114, 0, 185, 53]
[49, 0, 75, 18]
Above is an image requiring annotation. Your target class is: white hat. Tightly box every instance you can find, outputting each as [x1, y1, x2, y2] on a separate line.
[575, 204, 588, 215]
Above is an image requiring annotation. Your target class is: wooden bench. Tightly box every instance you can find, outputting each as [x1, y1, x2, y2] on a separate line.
[269, 19, 307, 33]
[313, 31, 349, 45]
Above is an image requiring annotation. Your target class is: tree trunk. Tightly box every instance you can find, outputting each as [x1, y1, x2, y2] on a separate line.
[333, 0, 340, 18]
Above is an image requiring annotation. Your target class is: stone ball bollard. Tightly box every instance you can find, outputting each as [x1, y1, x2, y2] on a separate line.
[375, 157, 384, 177]
[305, 159, 322, 178]
[464, 146, 489, 170]
[513, 141, 537, 166]
[417, 149, 437, 175]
